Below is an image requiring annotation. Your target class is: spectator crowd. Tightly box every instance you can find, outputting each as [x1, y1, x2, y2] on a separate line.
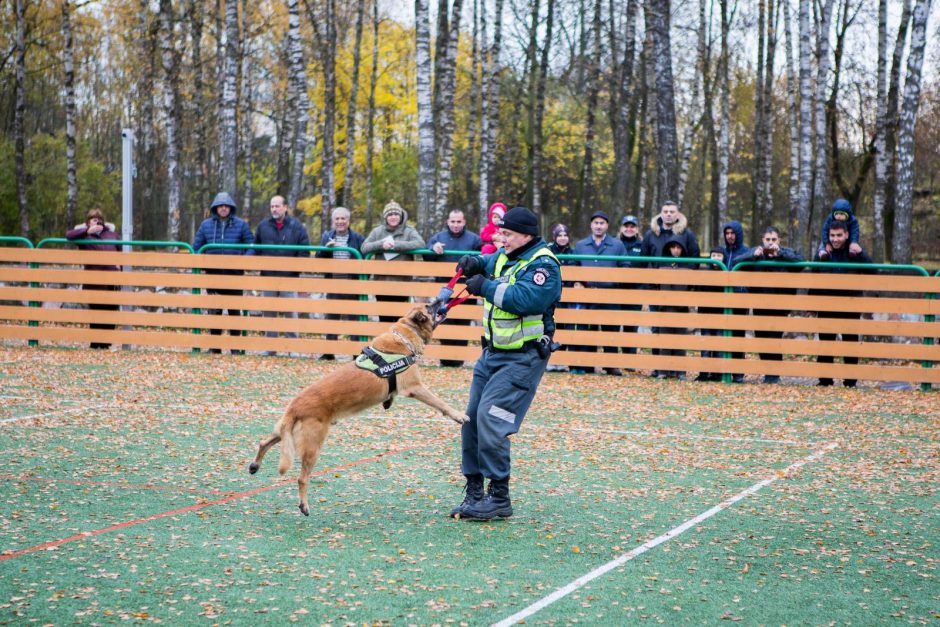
[67, 193, 877, 387]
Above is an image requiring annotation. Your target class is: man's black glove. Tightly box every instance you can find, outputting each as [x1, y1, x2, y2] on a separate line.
[466, 274, 487, 296]
[456, 255, 485, 277]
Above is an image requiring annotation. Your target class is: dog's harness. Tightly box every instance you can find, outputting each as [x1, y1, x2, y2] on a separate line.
[354, 329, 418, 409]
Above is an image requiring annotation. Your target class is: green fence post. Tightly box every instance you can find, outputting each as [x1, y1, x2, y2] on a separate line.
[925, 269, 939, 392]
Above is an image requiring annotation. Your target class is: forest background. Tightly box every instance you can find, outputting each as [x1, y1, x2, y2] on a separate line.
[1, 0, 938, 265]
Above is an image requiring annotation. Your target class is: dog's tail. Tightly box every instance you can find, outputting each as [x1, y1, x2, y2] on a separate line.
[277, 411, 297, 475]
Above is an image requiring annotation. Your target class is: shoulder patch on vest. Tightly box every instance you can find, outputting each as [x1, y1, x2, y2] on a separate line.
[533, 268, 549, 285]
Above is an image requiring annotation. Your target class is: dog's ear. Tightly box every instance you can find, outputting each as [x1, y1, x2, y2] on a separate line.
[412, 310, 428, 326]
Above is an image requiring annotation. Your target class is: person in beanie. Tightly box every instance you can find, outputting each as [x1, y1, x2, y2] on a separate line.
[361, 200, 426, 323]
[449, 206, 562, 521]
[546, 223, 575, 372]
[193, 191, 254, 354]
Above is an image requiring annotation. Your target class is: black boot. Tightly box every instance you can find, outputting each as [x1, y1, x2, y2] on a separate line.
[448, 474, 484, 518]
[462, 477, 513, 521]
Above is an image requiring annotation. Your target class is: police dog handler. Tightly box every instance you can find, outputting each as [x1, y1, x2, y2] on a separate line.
[449, 206, 562, 521]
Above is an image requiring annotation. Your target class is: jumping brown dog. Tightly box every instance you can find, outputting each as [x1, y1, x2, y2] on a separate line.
[248, 303, 468, 516]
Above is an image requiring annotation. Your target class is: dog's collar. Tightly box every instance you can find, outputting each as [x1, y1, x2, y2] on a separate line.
[391, 329, 418, 357]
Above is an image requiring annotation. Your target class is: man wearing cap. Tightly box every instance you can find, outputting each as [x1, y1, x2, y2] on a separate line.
[193, 191, 255, 354]
[570, 211, 629, 376]
[619, 215, 644, 359]
[449, 206, 562, 521]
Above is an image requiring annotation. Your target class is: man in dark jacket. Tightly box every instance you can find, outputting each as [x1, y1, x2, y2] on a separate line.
[426, 209, 484, 366]
[193, 192, 254, 354]
[426, 209, 484, 262]
[719, 220, 749, 382]
[812, 221, 873, 387]
[254, 195, 311, 356]
[734, 226, 804, 383]
[640, 201, 701, 263]
[571, 211, 629, 376]
[316, 206, 365, 359]
[641, 202, 701, 375]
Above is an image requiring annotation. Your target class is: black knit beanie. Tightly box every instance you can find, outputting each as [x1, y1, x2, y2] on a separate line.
[500, 206, 539, 236]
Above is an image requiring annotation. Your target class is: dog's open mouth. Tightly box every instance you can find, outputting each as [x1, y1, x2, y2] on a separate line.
[427, 300, 447, 329]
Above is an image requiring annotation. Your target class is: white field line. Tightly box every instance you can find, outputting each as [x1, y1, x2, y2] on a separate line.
[564, 425, 803, 446]
[491, 442, 839, 627]
[0, 405, 95, 425]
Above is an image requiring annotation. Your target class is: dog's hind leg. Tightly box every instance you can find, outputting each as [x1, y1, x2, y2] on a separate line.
[248, 432, 281, 475]
[296, 422, 330, 517]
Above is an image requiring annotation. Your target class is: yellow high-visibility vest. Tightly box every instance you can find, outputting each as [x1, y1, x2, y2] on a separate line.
[483, 247, 558, 350]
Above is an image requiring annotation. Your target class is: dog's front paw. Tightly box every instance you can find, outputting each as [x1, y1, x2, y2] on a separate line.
[448, 412, 470, 425]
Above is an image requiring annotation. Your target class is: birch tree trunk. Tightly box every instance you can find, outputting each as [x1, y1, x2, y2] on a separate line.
[433, 0, 464, 226]
[648, 0, 678, 208]
[14, 0, 28, 238]
[893, 0, 931, 264]
[219, 0, 239, 195]
[883, 0, 912, 252]
[159, 0, 183, 241]
[752, 0, 766, 232]
[464, 0, 481, 212]
[524, 0, 541, 208]
[478, 0, 503, 216]
[62, 0, 78, 228]
[187, 0, 210, 213]
[578, 0, 602, 214]
[608, 0, 637, 213]
[871, 0, 889, 262]
[287, 0, 309, 210]
[239, 0, 254, 220]
[320, 0, 338, 227]
[531, 0, 556, 214]
[758, 0, 777, 234]
[365, 0, 379, 227]
[795, 0, 814, 253]
[717, 0, 730, 225]
[676, 0, 705, 209]
[415, 0, 435, 232]
[135, 0, 158, 232]
[277, 35, 298, 196]
[782, 0, 799, 239]
[810, 0, 835, 250]
[341, 0, 366, 208]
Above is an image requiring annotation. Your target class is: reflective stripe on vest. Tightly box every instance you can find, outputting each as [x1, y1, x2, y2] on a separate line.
[483, 247, 558, 349]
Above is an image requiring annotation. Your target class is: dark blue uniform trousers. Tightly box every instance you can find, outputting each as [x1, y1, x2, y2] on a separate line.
[462, 345, 547, 480]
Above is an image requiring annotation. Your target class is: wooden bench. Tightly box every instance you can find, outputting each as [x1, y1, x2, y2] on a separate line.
[0, 247, 937, 387]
